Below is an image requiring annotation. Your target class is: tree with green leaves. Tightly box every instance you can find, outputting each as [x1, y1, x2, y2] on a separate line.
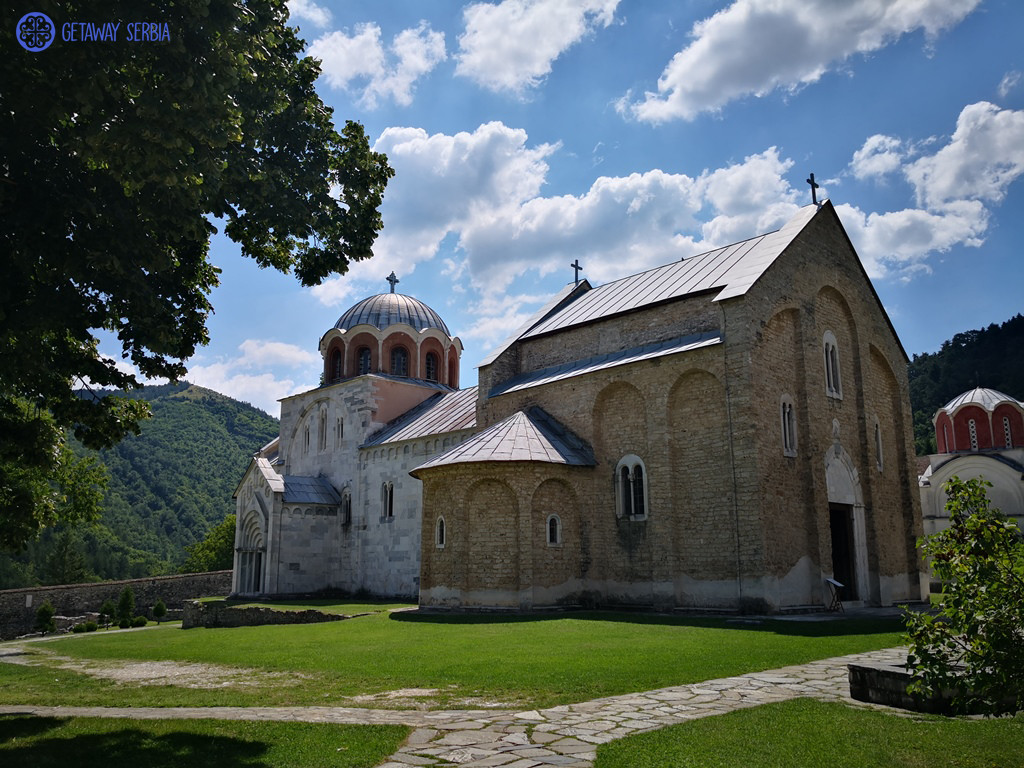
[116, 586, 136, 627]
[0, 0, 393, 549]
[181, 514, 237, 573]
[99, 598, 117, 628]
[35, 599, 56, 634]
[905, 476, 1024, 715]
[153, 598, 167, 624]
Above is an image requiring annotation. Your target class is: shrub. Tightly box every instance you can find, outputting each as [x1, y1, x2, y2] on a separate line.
[131, 615, 148, 628]
[72, 623, 86, 633]
[118, 618, 131, 629]
[905, 476, 1024, 715]
[34, 599, 56, 634]
[117, 586, 135, 625]
[153, 598, 167, 624]
[99, 598, 116, 628]
[84, 621, 98, 632]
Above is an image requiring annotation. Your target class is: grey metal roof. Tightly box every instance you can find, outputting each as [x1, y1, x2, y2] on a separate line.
[488, 332, 721, 398]
[334, 293, 451, 335]
[412, 406, 594, 473]
[233, 456, 284, 499]
[363, 386, 479, 447]
[282, 475, 341, 505]
[520, 204, 820, 340]
[941, 387, 1023, 413]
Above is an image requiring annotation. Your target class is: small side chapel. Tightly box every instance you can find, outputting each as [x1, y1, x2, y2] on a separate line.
[232, 200, 927, 612]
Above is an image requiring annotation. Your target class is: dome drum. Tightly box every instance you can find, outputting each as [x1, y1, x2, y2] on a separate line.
[320, 290, 461, 388]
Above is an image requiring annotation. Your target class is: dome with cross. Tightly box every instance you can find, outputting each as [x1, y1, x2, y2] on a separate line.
[334, 292, 451, 335]
[321, 273, 461, 389]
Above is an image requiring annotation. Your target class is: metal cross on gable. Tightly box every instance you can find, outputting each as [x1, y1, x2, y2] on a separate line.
[570, 259, 583, 286]
[806, 173, 821, 207]
[386, 271, 400, 293]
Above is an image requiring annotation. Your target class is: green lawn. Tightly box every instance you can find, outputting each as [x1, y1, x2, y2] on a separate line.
[596, 698, 1024, 768]
[0, 606, 905, 710]
[0, 715, 407, 768]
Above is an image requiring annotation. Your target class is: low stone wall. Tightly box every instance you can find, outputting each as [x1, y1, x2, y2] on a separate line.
[0, 571, 232, 640]
[181, 601, 348, 629]
[848, 662, 956, 714]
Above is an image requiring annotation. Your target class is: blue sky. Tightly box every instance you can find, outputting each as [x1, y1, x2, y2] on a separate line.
[123, 0, 1024, 414]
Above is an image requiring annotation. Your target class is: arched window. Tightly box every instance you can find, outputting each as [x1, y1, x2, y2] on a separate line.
[341, 488, 352, 526]
[614, 455, 648, 520]
[425, 352, 439, 382]
[381, 482, 394, 518]
[336, 417, 344, 448]
[823, 331, 842, 399]
[318, 410, 327, 452]
[874, 420, 884, 472]
[1005, 416, 1013, 449]
[968, 418, 978, 451]
[780, 395, 797, 457]
[357, 347, 371, 375]
[546, 515, 562, 546]
[303, 424, 310, 455]
[943, 423, 950, 453]
[390, 346, 409, 377]
[329, 348, 342, 383]
[436, 517, 445, 548]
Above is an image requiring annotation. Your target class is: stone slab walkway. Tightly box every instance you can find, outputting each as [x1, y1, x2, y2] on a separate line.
[0, 646, 908, 767]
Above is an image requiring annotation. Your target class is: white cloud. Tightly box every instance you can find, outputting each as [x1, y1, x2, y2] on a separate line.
[905, 101, 1024, 208]
[312, 122, 558, 308]
[850, 135, 905, 180]
[839, 102, 1024, 277]
[622, 0, 982, 123]
[460, 146, 801, 292]
[835, 201, 988, 278]
[186, 340, 319, 415]
[998, 70, 1021, 99]
[287, 0, 331, 29]
[237, 340, 318, 369]
[309, 21, 446, 108]
[456, 0, 619, 95]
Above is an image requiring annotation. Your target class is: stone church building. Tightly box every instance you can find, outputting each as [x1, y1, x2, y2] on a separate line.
[233, 201, 927, 612]
[919, 386, 1024, 536]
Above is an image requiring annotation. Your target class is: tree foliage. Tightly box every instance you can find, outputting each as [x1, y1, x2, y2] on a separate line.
[0, 383, 278, 587]
[34, 599, 56, 635]
[0, 0, 393, 548]
[0, 406, 108, 551]
[181, 514, 237, 573]
[117, 586, 136, 626]
[905, 476, 1024, 715]
[908, 314, 1024, 454]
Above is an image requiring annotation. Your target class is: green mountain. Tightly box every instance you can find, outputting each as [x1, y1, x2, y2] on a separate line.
[908, 314, 1024, 455]
[0, 382, 278, 588]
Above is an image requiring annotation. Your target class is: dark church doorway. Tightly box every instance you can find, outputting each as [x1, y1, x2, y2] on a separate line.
[829, 504, 858, 600]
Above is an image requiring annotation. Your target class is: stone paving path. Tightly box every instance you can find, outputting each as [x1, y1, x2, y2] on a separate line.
[0, 646, 908, 767]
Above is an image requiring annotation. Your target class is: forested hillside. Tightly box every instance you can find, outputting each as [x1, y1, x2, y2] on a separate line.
[909, 314, 1024, 454]
[0, 383, 278, 588]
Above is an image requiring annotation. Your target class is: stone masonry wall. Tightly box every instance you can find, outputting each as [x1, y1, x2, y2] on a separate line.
[738, 203, 924, 606]
[0, 570, 232, 639]
[181, 600, 347, 629]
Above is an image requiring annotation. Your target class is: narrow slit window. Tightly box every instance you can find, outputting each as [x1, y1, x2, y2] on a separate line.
[547, 515, 561, 546]
[823, 331, 842, 399]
